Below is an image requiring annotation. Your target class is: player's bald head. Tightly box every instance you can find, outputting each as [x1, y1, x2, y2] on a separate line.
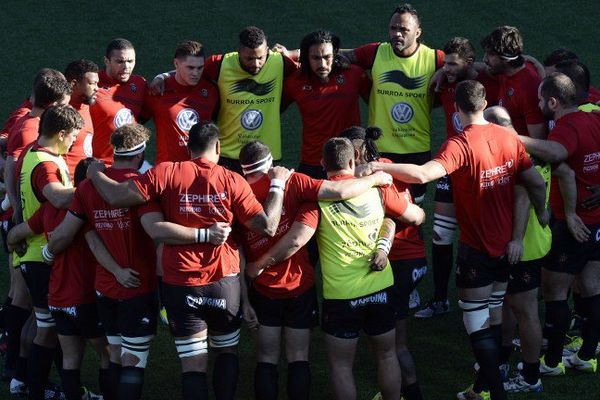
[322, 137, 355, 172]
[484, 106, 513, 129]
[539, 73, 578, 108]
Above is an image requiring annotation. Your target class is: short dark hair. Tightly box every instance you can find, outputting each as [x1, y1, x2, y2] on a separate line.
[188, 121, 219, 154]
[443, 37, 475, 62]
[39, 105, 84, 138]
[74, 157, 96, 186]
[33, 69, 71, 108]
[174, 40, 204, 59]
[391, 3, 420, 26]
[543, 48, 578, 67]
[239, 26, 266, 49]
[110, 124, 151, 161]
[322, 137, 354, 172]
[555, 60, 590, 103]
[239, 140, 271, 166]
[339, 126, 382, 163]
[455, 80, 487, 113]
[105, 38, 134, 58]
[299, 30, 340, 75]
[65, 59, 99, 82]
[481, 26, 524, 68]
[540, 73, 578, 108]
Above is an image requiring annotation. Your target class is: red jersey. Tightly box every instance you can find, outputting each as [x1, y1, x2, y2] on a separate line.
[283, 66, 370, 166]
[132, 157, 263, 286]
[496, 63, 545, 136]
[7, 114, 40, 158]
[434, 123, 533, 257]
[1, 98, 32, 139]
[379, 158, 425, 260]
[90, 71, 147, 164]
[69, 168, 158, 299]
[27, 203, 96, 307]
[548, 111, 600, 224]
[439, 71, 500, 138]
[64, 101, 94, 179]
[141, 75, 218, 163]
[353, 42, 444, 70]
[240, 172, 322, 298]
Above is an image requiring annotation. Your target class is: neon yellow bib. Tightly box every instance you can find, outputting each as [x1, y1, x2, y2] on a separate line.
[217, 51, 284, 160]
[369, 43, 437, 154]
[19, 147, 71, 262]
[522, 160, 552, 261]
[317, 188, 393, 299]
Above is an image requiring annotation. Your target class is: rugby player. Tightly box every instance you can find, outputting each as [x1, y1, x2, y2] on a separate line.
[542, 48, 600, 103]
[518, 73, 600, 375]
[282, 30, 370, 179]
[141, 41, 218, 163]
[90, 38, 148, 165]
[64, 59, 99, 178]
[16, 104, 83, 400]
[367, 80, 547, 400]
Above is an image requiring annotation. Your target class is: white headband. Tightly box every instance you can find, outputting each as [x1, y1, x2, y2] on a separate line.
[500, 54, 520, 61]
[114, 142, 147, 157]
[241, 154, 273, 175]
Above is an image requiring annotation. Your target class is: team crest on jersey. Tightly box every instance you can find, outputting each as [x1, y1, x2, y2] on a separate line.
[130, 83, 137, 93]
[548, 120, 556, 130]
[83, 133, 93, 157]
[176, 108, 199, 132]
[391, 102, 414, 124]
[507, 87, 514, 97]
[336, 74, 345, 85]
[302, 84, 312, 92]
[452, 112, 463, 133]
[113, 108, 134, 128]
[229, 79, 275, 96]
[240, 109, 263, 130]
[379, 70, 426, 90]
[200, 88, 209, 98]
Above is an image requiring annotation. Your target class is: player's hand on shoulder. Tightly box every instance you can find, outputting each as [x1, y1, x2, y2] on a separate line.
[86, 160, 106, 179]
[208, 222, 232, 246]
[149, 74, 166, 96]
[371, 170, 393, 187]
[429, 68, 446, 93]
[269, 166, 294, 183]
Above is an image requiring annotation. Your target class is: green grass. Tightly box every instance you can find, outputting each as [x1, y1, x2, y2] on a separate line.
[1, 1, 600, 399]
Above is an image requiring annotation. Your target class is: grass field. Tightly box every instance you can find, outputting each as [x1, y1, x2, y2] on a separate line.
[1, 1, 600, 399]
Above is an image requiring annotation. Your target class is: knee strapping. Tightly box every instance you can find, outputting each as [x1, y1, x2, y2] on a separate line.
[35, 311, 55, 328]
[459, 299, 490, 335]
[121, 335, 153, 368]
[107, 335, 122, 346]
[432, 214, 457, 245]
[175, 337, 208, 358]
[488, 291, 505, 310]
[209, 329, 240, 348]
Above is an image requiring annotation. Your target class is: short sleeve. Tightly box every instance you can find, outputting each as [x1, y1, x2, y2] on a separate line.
[131, 163, 170, 202]
[203, 55, 224, 83]
[31, 161, 62, 201]
[290, 172, 323, 202]
[354, 43, 380, 70]
[137, 200, 162, 217]
[283, 55, 300, 76]
[295, 202, 319, 229]
[433, 136, 468, 175]
[548, 122, 577, 158]
[515, 140, 534, 172]
[380, 185, 409, 218]
[68, 184, 89, 221]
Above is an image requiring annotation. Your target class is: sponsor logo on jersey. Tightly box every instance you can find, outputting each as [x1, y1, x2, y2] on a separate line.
[336, 74, 345, 85]
[200, 88, 209, 98]
[391, 102, 414, 124]
[479, 159, 514, 189]
[452, 112, 463, 133]
[229, 78, 276, 96]
[240, 109, 263, 130]
[507, 87, 514, 97]
[113, 108, 134, 128]
[379, 70, 426, 90]
[176, 108, 199, 132]
[130, 83, 137, 93]
[302, 84, 312, 92]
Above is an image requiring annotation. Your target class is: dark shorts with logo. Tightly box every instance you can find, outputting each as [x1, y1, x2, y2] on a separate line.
[248, 285, 319, 329]
[20, 261, 51, 309]
[544, 219, 600, 275]
[433, 175, 453, 204]
[162, 275, 242, 337]
[455, 242, 510, 289]
[391, 258, 428, 319]
[50, 302, 104, 338]
[96, 291, 158, 338]
[380, 151, 431, 203]
[321, 287, 396, 339]
[507, 258, 543, 294]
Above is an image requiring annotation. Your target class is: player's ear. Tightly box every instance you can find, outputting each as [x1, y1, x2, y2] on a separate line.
[173, 58, 179, 70]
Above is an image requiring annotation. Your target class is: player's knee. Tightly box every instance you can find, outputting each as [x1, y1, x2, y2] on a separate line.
[432, 214, 457, 245]
[121, 335, 153, 368]
[175, 336, 208, 359]
[458, 299, 490, 335]
[209, 329, 241, 349]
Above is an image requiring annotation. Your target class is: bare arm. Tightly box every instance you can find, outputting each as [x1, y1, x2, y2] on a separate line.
[506, 185, 530, 264]
[517, 167, 549, 226]
[369, 217, 395, 271]
[526, 123, 548, 140]
[371, 160, 447, 184]
[337, 49, 358, 65]
[42, 183, 75, 209]
[4, 156, 22, 223]
[396, 203, 426, 226]
[87, 163, 146, 207]
[6, 221, 34, 251]
[85, 230, 140, 288]
[140, 211, 232, 245]
[317, 171, 393, 200]
[553, 162, 590, 242]
[519, 136, 568, 164]
[47, 212, 85, 255]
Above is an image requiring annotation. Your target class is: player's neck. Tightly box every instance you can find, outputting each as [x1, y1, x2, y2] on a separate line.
[112, 160, 139, 170]
[174, 73, 192, 87]
[393, 43, 419, 58]
[554, 106, 579, 120]
[326, 168, 353, 179]
[29, 107, 44, 117]
[503, 63, 525, 77]
[36, 137, 60, 154]
[460, 112, 488, 127]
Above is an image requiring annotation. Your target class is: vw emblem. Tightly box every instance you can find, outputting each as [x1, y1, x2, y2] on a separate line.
[452, 112, 463, 133]
[113, 108, 134, 128]
[391, 102, 414, 124]
[176, 108, 199, 132]
[241, 109, 263, 131]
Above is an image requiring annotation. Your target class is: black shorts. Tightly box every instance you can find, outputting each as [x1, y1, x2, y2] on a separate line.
[390, 258, 428, 319]
[380, 151, 431, 202]
[507, 258, 542, 294]
[455, 242, 510, 289]
[544, 220, 600, 275]
[50, 302, 104, 338]
[321, 287, 396, 339]
[297, 163, 327, 179]
[20, 261, 51, 308]
[162, 276, 242, 337]
[433, 175, 453, 204]
[248, 286, 319, 329]
[96, 291, 158, 339]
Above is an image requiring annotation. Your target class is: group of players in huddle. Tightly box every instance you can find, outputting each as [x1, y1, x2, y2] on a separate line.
[0, 3, 599, 400]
